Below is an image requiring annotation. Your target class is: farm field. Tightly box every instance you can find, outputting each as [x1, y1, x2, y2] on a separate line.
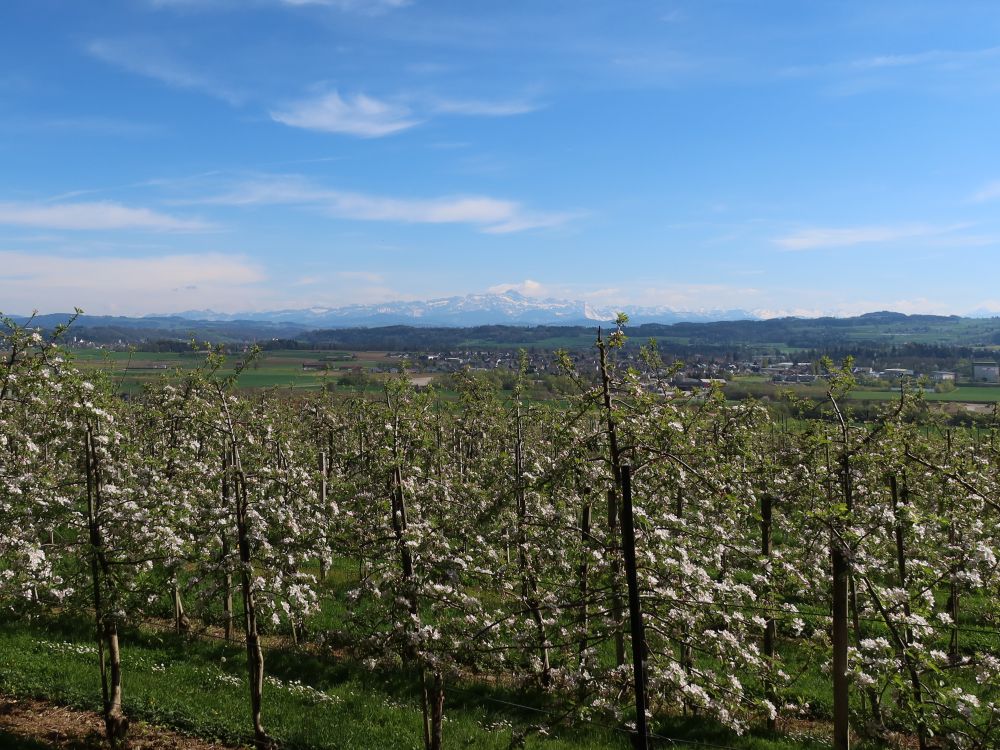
[69, 349, 402, 393]
[847, 385, 1000, 403]
[725, 377, 1000, 406]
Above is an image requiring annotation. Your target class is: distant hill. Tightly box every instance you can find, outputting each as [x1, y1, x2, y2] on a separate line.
[5, 313, 308, 345]
[7, 307, 1000, 356]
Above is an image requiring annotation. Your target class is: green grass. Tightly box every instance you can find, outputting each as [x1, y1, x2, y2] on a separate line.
[844, 386, 1000, 402]
[0, 616, 627, 749]
[725, 376, 1000, 405]
[0, 612, 846, 750]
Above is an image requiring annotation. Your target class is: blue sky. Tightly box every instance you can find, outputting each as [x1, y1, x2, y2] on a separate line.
[3, 0, 1000, 317]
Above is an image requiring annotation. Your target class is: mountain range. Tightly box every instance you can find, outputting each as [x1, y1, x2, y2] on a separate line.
[167, 291, 757, 327]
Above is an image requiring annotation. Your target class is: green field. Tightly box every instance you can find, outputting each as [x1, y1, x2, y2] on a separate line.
[70, 349, 402, 393]
[725, 376, 1000, 406]
[848, 385, 1000, 402]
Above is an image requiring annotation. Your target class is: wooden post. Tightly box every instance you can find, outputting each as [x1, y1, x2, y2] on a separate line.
[319, 451, 328, 581]
[221, 445, 234, 643]
[890, 476, 912, 646]
[761, 494, 777, 732]
[943, 435, 960, 662]
[676, 487, 693, 713]
[826, 444, 850, 750]
[514, 397, 549, 685]
[620, 466, 649, 749]
[832, 538, 850, 750]
[578, 497, 592, 665]
[597, 328, 626, 667]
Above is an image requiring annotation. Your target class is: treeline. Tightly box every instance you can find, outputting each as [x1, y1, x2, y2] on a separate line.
[13, 310, 1000, 355]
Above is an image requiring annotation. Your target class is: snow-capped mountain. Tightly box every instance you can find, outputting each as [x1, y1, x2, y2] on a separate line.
[167, 291, 758, 327]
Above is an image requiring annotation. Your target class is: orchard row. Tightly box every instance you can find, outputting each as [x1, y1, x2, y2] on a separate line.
[2, 317, 998, 749]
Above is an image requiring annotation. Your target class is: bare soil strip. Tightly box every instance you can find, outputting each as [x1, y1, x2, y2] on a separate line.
[0, 694, 242, 750]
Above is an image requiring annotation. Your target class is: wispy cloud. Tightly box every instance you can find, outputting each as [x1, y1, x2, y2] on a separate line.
[271, 91, 421, 137]
[0, 251, 265, 316]
[429, 97, 540, 116]
[149, 0, 409, 12]
[86, 38, 243, 104]
[0, 201, 213, 232]
[781, 46, 1000, 87]
[773, 223, 964, 251]
[197, 174, 577, 233]
[846, 46, 1000, 72]
[972, 181, 1000, 203]
[280, 0, 410, 9]
[271, 89, 541, 137]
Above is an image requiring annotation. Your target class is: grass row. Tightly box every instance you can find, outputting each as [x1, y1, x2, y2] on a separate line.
[0, 610, 842, 750]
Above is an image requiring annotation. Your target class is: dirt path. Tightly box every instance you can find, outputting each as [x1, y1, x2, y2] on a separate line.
[0, 694, 243, 750]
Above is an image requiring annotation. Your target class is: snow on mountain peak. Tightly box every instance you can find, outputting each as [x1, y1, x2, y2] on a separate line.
[167, 292, 758, 327]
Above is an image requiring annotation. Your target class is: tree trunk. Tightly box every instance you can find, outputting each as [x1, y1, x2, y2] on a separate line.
[620, 466, 649, 749]
[514, 400, 549, 685]
[425, 670, 444, 750]
[234, 453, 270, 748]
[841, 453, 881, 726]
[85, 427, 129, 748]
[597, 330, 626, 668]
[390, 464, 418, 661]
[103, 620, 127, 746]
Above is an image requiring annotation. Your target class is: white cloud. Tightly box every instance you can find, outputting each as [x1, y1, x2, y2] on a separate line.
[0, 251, 265, 316]
[430, 97, 540, 116]
[199, 174, 575, 233]
[487, 279, 547, 297]
[86, 39, 243, 104]
[781, 46, 1000, 97]
[773, 223, 961, 251]
[271, 92, 421, 137]
[481, 211, 577, 234]
[280, 0, 410, 8]
[271, 89, 541, 137]
[847, 47, 1000, 72]
[479, 281, 965, 320]
[483, 281, 764, 311]
[149, 0, 409, 12]
[331, 194, 513, 223]
[0, 201, 212, 232]
[306, 190, 573, 232]
[972, 181, 1000, 203]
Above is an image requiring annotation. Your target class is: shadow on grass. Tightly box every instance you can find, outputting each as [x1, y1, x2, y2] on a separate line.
[1, 612, 849, 750]
[0, 731, 58, 749]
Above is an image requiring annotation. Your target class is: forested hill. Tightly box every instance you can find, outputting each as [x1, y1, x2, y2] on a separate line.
[8, 310, 1000, 352]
